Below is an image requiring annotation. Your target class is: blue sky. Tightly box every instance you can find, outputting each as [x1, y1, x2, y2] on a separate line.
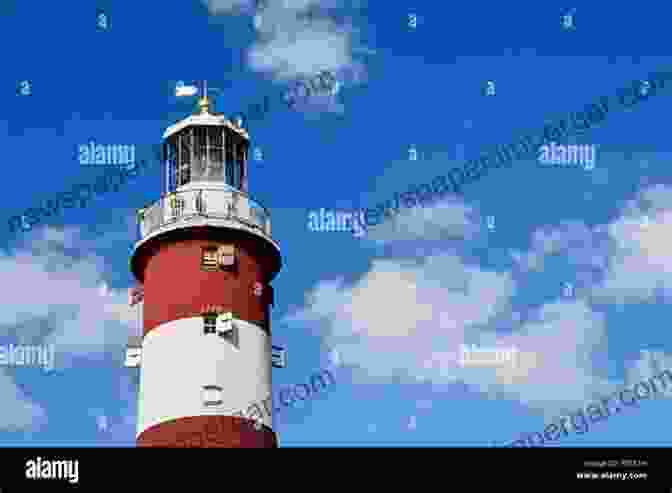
[2, 0, 672, 447]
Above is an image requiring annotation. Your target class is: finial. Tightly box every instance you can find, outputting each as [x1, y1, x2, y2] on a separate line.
[196, 80, 215, 114]
[198, 95, 212, 114]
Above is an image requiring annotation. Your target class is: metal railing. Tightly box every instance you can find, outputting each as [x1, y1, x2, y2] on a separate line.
[137, 188, 272, 240]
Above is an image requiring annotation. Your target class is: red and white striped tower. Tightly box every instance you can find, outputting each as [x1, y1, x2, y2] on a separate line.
[129, 87, 281, 447]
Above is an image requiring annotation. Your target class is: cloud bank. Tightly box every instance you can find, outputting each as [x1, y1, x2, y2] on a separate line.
[285, 182, 672, 415]
[0, 219, 139, 431]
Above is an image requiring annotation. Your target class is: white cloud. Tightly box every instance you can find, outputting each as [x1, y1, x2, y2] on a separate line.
[483, 299, 616, 410]
[285, 247, 518, 384]
[0, 230, 137, 362]
[202, 0, 369, 112]
[0, 224, 140, 430]
[592, 184, 672, 303]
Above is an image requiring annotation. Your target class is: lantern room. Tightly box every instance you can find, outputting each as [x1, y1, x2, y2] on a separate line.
[162, 95, 250, 193]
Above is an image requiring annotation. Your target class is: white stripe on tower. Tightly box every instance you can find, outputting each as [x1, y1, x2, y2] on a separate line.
[137, 316, 272, 437]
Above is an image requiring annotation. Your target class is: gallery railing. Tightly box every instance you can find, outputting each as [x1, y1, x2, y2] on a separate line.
[137, 188, 272, 241]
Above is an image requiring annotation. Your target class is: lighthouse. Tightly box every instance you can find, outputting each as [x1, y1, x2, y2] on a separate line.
[128, 84, 282, 447]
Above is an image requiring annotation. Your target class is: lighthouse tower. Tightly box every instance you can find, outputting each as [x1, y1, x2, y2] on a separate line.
[129, 88, 282, 447]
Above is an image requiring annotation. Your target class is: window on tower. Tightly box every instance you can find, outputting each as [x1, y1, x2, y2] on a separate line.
[202, 247, 219, 271]
[202, 385, 223, 406]
[203, 314, 217, 334]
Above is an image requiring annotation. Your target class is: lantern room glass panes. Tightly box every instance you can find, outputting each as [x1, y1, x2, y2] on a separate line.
[165, 140, 178, 192]
[178, 129, 192, 186]
[206, 127, 224, 181]
[166, 126, 247, 190]
[235, 140, 246, 190]
[227, 135, 246, 190]
[193, 127, 207, 181]
[225, 135, 234, 187]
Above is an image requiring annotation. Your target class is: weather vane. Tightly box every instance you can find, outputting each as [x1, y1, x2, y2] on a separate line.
[175, 80, 224, 115]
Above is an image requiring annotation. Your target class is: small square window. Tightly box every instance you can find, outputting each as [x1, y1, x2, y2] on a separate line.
[124, 347, 142, 367]
[125, 336, 142, 367]
[214, 313, 238, 348]
[202, 248, 219, 271]
[203, 314, 217, 334]
[202, 385, 223, 406]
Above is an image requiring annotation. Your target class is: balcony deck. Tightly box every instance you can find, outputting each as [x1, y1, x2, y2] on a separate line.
[134, 188, 278, 251]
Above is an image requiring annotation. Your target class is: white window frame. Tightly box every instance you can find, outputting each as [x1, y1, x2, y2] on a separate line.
[202, 385, 223, 407]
